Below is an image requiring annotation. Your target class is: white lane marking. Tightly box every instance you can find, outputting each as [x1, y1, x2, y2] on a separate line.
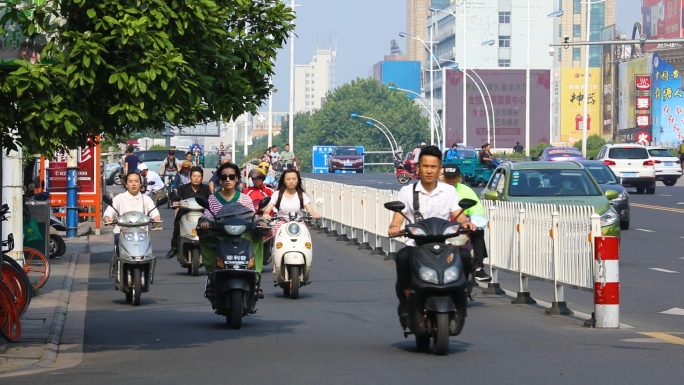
[677, 202, 684, 205]
[635, 228, 654, 232]
[649, 268, 680, 273]
[660, 194, 672, 197]
[661, 308, 684, 316]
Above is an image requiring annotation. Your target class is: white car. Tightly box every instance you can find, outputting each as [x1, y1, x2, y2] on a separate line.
[593, 144, 656, 194]
[645, 146, 682, 186]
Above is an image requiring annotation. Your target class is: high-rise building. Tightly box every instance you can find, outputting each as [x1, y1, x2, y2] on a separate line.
[406, 0, 456, 63]
[294, 48, 337, 113]
[557, 0, 616, 67]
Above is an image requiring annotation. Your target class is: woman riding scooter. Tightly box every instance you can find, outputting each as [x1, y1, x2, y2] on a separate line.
[262, 169, 321, 233]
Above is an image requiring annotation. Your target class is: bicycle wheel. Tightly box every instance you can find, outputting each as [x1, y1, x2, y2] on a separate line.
[1, 259, 31, 316]
[23, 248, 51, 290]
[0, 282, 21, 342]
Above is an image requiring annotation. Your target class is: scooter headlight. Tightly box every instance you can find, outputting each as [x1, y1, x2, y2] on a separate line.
[443, 265, 461, 284]
[408, 227, 427, 236]
[223, 225, 246, 235]
[419, 266, 439, 284]
[122, 230, 147, 242]
[442, 225, 460, 237]
[286, 223, 301, 236]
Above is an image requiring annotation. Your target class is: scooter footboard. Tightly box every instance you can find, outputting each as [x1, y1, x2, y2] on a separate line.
[215, 270, 256, 293]
[424, 296, 456, 313]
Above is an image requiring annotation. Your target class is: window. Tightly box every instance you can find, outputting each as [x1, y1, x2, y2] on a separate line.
[573, 0, 581, 14]
[573, 47, 581, 61]
[499, 11, 511, 24]
[498, 59, 511, 67]
[498, 35, 511, 48]
[573, 24, 581, 37]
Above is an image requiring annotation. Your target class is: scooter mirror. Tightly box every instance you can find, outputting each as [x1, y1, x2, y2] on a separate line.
[458, 198, 477, 211]
[103, 195, 113, 207]
[155, 196, 169, 208]
[195, 196, 210, 210]
[258, 196, 271, 210]
[384, 201, 406, 212]
[148, 181, 155, 185]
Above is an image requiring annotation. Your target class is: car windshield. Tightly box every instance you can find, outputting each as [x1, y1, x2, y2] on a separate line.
[508, 169, 602, 197]
[607, 147, 648, 159]
[585, 164, 619, 184]
[334, 148, 359, 156]
[648, 149, 675, 157]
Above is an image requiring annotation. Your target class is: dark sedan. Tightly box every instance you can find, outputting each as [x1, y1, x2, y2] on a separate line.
[577, 160, 630, 230]
[328, 146, 364, 173]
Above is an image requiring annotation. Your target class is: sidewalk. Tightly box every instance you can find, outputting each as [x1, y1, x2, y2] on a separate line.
[0, 221, 111, 377]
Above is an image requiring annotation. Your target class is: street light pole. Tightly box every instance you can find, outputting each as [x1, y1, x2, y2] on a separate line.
[268, 77, 273, 148]
[462, 0, 467, 146]
[287, 0, 299, 152]
[429, 22, 435, 146]
[525, 0, 531, 158]
[580, 1, 604, 157]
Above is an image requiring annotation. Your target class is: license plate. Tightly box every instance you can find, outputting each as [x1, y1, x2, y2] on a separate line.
[622, 172, 637, 177]
[344, 162, 352, 166]
[665, 162, 674, 166]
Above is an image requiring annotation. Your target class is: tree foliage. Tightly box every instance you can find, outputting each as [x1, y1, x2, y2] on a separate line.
[0, 0, 295, 155]
[573, 134, 606, 151]
[292, 78, 429, 172]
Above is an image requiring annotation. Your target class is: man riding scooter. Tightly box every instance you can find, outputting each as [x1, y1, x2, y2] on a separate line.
[387, 146, 477, 326]
[166, 166, 211, 259]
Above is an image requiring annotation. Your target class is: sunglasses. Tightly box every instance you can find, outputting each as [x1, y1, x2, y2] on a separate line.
[219, 173, 239, 182]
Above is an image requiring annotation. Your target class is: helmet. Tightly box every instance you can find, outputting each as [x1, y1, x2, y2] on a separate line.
[258, 161, 270, 171]
[249, 168, 265, 179]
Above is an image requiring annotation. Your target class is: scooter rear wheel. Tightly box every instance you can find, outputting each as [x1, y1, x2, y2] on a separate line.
[433, 313, 450, 356]
[397, 173, 411, 184]
[190, 248, 200, 277]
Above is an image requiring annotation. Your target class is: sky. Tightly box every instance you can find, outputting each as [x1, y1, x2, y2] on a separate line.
[263, 0, 643, 113]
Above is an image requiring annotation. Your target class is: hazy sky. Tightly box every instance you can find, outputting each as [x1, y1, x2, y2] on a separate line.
[263, 0, 643, 112]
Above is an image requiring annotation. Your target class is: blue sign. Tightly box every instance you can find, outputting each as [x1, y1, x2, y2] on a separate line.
[312, 146, 365, 173]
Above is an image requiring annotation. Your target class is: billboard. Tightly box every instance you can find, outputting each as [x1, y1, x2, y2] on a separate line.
[560, 68, 603, 144]
[431, 0, 451, 8]
[643, 0, 683, 50]
[651, 53, 684, 143]
[444, 69, 551, 149]
[617, 55, 653, 130]
[381, 61, 422, 95]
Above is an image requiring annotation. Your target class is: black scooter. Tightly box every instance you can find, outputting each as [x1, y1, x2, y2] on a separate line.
[196, 196, 270, 329]
[385, 198, 476, 356]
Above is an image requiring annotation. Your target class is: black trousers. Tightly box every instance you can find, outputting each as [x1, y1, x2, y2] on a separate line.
[470, 229, 488, 268]
[170, 208, 188, 249]
[394, 245, 472, 301]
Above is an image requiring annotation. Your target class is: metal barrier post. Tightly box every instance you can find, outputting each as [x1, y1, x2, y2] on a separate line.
[347, 187, 360, 246]
[358, 187, 372, 251]
[512, 209, 536, 304]
[546, 212, 573, 315]
[370, 189, 385, 256]
[586, 235, 620, 328]
[327, 183, 339, 238]
[483, 204, 504, 295]
[336, 184, 349, 241]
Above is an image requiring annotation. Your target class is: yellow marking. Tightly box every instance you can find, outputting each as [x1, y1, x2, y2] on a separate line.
[631, 203, 684, 214]
[639, 332, 684, 345]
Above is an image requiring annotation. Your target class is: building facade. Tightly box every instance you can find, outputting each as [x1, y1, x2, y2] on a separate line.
[557, 0, 616, 68]
[406, 0, 456, 63]
[294, 48, 337, 113]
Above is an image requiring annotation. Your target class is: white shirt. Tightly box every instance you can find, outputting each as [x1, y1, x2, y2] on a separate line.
[396, 181, 460, 245]
[144, 170, 164, 195]
[271, 190, 311, 217]
[103, 191, 161, 234]
[269, 151, 280, 162]
[412, 148, 421, 159]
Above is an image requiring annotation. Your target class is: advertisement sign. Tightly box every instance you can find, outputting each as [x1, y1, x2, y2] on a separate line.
[559, 68, 603, 144]
[618, 55, 653, 130]
[43, 141, 102, 207]
[444, 69, 551, 148]
[311, 146, 364, 174]
[651, 53, 684, 142]
[643, 0, 683, 49]
[636, 96, 652, 110]
[430, 0, 451, 8]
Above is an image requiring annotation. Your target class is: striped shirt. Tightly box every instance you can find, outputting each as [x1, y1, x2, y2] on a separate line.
[203, 191, 255, 219]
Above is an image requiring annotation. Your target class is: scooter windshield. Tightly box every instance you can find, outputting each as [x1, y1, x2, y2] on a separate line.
[405, 218, 461, 244]
[117, 211, 150, 227]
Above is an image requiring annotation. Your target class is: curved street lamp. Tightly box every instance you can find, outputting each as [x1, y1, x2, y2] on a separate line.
[404, 94, 443, 145]
[349, 113, 399, 155]
[388, 85, 442, 144]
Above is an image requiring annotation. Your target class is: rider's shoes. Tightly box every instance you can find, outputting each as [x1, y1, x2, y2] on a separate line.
[397, 304, 409, 330]
[166, 247, 178, 259]
[475, 269, 492, 282]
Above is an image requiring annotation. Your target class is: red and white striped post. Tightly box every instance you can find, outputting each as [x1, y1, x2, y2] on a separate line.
[592, 236, 620, 328]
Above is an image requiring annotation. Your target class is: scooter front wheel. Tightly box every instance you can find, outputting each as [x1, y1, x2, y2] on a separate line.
[190, 248, 200, 276]
[289, 266, 300, 299]
[227, 290, 243, 329]
[397, 173, 411, 184]
[433, 313, 450, 356]
[132, 267, 142, 306]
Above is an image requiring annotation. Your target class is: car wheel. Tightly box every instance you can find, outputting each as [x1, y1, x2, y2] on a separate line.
[646, 186, 656, 194]
[663, 179, 677, 186]
[356, 168, 363, 173]
[636, 187, 645, 194]
[620, 220, 629, 230]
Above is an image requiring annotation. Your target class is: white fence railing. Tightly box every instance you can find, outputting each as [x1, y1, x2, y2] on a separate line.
[244, 166, 604, 316]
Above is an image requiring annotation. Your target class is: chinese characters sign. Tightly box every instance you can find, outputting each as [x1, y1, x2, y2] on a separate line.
[46, 142, 101, 206]
[643, 0, 683, 50]
[651, 53, 684, 142]
[443, 69, 551, 148]
[559, 68, 603, 144]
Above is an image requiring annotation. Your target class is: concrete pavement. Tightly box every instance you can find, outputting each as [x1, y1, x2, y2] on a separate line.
[0, 221, 111, 377]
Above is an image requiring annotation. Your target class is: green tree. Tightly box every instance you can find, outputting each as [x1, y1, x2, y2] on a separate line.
[293, 78, 429, 172]
[573, 134, 606, 152]
[0, 0, 295, 155]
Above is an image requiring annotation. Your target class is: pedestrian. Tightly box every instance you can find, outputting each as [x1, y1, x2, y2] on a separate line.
[123, 146, 140, 174]
[442, 165, 491, 282]
[513, 141, 524, 154]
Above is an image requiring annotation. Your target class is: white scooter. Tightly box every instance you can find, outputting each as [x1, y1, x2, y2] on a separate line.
[175, 197, 204, 276]
[271, 212, 313, 299]
[103, 195, 168, 306]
